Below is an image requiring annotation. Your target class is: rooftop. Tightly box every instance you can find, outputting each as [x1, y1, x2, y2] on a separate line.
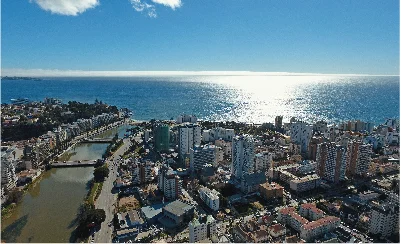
[302, 216, 340, 231]
[163, 200, 193, 216]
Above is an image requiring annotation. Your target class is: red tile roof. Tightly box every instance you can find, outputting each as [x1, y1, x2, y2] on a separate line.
[302, 216, 340, 230]
[289, 212, 309, 225]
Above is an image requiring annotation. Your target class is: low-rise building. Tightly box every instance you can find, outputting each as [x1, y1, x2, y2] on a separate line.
[159, 200, 195, 232]
[299, 203, 324, 221]
[300, 216, 340, 242]
[199, 186, 220, 211]
[233, 220, 269, 243]
[268, 224, 286, 238]
[259, 182, 284, 200]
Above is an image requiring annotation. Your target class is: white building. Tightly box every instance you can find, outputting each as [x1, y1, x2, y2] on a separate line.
[369, 203, 400, 237]
[189, 215, 217, 243]
[158, 164, 182, 200]
[254, 152, 272, 172]
[202, 127, 235, 142]
[316, 142, 346, 184]
[1, 148, 17, 191]
[300, 216, 340, 242]
[199, 187, 220, 211]
[177, 114, 198, 124]
[289, 174, 321, 193]
[178, 123, 201, 163]
[144, 129, 151, 142]
[190, 145, 217, 171]
[289, 121, 313, 154]
[231, 135, 255, 181]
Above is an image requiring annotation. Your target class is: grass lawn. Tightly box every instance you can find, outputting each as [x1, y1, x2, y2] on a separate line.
[87, 181, 103, 205]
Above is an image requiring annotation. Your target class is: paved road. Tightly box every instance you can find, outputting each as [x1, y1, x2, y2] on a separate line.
[94, 137, 132, 243]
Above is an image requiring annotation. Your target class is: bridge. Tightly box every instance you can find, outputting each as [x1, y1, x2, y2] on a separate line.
[81, 138, 113, 143]
[51, 160, 97, 168]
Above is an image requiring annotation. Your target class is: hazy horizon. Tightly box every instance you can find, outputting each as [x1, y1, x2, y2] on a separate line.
[2, 68, 399, 77]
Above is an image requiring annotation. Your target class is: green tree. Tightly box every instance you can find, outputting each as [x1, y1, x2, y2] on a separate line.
[93, 165, 109, 182]
[6, 189, 24, 205]
[87, 209, 106, 225]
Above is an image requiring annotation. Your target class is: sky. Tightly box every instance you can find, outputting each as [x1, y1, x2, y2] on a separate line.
[1, 0, 400, 75]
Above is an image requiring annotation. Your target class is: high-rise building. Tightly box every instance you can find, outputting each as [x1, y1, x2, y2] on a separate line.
[369, 203, 399, 237]
[231, 134, 255, 181]
[176, 114, 198, 124]
[202, 127, 235, 142]
[1, 156, 17, 191]
[158, 164, 182, 200]
[190, 145, 217, 172]
[131, 160, 154, 185]
[178, 123, 201, 164]
[275, 116, 283, 129]
[308, 136, 324, 161]
[346, 140, 372, 177]
[189, 215, 217, 243]
[316, 142, 346, 184]
[290, 121, 313, 154]
[154, 123, 170, 152]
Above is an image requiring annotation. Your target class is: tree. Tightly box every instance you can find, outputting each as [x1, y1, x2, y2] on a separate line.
[87, 209, 106, 225]
[93, 165, 109, 182]
[6, 189, 24, 205]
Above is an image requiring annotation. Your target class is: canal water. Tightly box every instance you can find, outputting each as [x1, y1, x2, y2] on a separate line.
[1, 124, 131, 243]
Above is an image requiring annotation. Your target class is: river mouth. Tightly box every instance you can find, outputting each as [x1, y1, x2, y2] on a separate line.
[1, 124, 132, 243]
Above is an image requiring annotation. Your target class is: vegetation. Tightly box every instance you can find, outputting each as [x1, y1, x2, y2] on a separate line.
[4, 189, 24, 205]
[86, 180, 103, 205]
[75, 203, 106, 239]
[2, 100, 118, 141]
[93, 165, 110, 182]
[102, 133, 123, 158]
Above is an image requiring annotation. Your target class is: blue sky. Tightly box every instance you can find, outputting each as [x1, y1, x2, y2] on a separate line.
[1, 0, 400, 75]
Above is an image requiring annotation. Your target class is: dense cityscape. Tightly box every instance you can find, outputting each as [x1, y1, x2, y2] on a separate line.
[1, 98, 399, 243]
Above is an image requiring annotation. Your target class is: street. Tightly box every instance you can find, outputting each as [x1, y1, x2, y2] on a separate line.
[93, 137, 132, 243]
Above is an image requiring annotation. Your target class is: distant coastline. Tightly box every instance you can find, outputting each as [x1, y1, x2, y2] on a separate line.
[1, 76, 42, 81]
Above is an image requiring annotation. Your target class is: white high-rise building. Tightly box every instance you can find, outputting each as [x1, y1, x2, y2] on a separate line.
[158, 164, 182, 200]
[202, 127, 235, 142]
[189, 215, 217, 243]
[231, 135, 255, 181]
[199, 186, 220, 211]
[1, 150, 17, 191]
[190, 145, 217, 171]
[176, 114, 198, 124]
[178, 123, 201, 163]
[369, 203, 399, 237]
[346, 140, 372, 177]
[316, 142, 346, 184]
[290, 121, 313, 154]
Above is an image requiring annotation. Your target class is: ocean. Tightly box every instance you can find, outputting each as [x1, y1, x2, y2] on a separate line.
[1, 75, 399, 125]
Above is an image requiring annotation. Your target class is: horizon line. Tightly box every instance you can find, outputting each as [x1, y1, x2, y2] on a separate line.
[1, 68, 399, 77]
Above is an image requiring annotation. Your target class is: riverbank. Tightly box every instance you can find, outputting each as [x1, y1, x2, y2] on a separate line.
[1, 168, 45, 221]
[1, 121, 130, 224]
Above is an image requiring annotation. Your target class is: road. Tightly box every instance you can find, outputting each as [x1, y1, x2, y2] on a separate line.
[93, 137, 132, 243]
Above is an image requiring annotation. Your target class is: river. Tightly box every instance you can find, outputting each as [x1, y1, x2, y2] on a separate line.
[1, 124, 131, 243]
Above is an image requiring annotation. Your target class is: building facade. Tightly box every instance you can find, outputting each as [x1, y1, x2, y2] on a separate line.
[199, 186, 220, 211]
[231, 135, 255, 181]
[316, 142, 346, 183]
[189, 215, 217, 243]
